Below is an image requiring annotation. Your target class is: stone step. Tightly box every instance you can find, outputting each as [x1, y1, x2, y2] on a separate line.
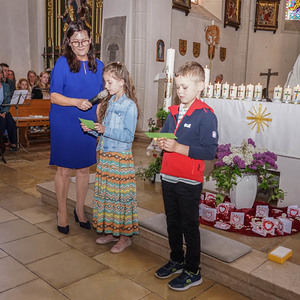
[37, 181, 299, 300]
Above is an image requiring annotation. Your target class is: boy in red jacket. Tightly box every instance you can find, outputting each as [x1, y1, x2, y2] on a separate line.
[155, 61, 218, 291]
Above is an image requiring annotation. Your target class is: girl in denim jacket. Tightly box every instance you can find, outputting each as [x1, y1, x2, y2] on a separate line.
[82, 62, 139, 253]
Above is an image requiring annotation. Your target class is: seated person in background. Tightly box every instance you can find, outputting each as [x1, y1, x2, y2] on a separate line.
[0, 66, 17, 151]
[16, 78, 31, 99]
[0, 63, 16, 97]
[215, 73, 223, 84]
[8, 70, 16, 83]
[27, 70, 38, 92]
[31, 71, 50, 99]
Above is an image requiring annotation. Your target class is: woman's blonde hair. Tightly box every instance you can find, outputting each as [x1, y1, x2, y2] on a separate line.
[16, 78, 30, 91]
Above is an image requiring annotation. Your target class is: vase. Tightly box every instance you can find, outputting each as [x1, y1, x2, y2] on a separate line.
[230, 175, 258, 209]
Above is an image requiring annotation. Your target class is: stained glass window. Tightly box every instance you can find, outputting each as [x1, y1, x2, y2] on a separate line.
[285, 0, 300, 20]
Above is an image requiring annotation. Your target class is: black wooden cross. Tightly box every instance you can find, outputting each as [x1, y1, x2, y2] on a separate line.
[260, 69, 278, 100]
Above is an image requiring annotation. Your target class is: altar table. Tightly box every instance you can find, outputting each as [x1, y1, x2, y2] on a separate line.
[202, 98, 300, 207]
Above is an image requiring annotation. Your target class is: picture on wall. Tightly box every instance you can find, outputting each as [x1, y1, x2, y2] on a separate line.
[156, 40, 165, 62]
[172, 0, 191, 16]
[224, 0, 241, 30]
[254, 0, 280, 33]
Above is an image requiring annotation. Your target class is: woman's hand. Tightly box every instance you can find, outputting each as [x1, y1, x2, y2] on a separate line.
[94, 122, 105, 133]
[76, 99, 92, 111]
[80, 123, 90, 132]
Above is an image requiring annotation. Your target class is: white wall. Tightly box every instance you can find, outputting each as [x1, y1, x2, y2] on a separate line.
[0, 0, 45, 80]
[171, 9, 236, 84]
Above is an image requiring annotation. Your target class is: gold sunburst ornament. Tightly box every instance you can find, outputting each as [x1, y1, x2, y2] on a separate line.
[247, 104, 272, 133]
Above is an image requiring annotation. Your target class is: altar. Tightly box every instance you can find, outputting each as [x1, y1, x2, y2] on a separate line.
[202, 98, 300, 207]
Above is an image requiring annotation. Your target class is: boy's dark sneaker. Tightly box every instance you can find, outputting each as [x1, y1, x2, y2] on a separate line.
[155, 260, 184, 279]
[168, 269, 202, 291]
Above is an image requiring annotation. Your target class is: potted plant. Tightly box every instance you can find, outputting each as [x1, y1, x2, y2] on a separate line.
[206, 138, 284, 206]
[156, 108, 169, 128]
[136, 109, 169, 182]
[136, 153, 162, 183]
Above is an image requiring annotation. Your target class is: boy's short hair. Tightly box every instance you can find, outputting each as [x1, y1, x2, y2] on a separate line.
[175, 61, 205, 82]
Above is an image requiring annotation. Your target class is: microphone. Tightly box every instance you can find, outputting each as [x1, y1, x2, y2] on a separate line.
[89, 89, 109, 105]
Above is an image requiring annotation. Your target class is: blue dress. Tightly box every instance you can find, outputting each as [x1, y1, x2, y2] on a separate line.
[49, 56, 104, 168]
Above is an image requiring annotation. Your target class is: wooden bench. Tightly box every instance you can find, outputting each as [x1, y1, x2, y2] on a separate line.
[9, 99, 51, 147]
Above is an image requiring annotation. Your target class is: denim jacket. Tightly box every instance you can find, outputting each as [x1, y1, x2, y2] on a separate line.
[91, 94, 137, 152]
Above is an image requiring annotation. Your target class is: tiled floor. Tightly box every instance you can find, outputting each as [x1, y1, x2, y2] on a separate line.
[0, 138, 298, 299]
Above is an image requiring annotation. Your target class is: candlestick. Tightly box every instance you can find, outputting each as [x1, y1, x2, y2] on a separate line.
[214, 83, 221, 98]
[229, 84, 237, 99]
[164, 48, 175, 111]
[238, 84, 245, 100]
[222, 82, 229, 99]
[293, 84, 300, 104]
[283, 86, 292, 103]
[204, 65, 210, 86]
[245, 84, 254, 101]
[273, 85, 282, 102]
[254, 83, 262, 101]
[206, 82, 214, 98]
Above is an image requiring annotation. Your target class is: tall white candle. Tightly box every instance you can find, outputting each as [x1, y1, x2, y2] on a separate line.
[214, 83, 221, 98]
[245, 84, 254, 100]
[222, 82, 230, 99]
[254, 83, 262, 100]
[164, 48, 175, 111]
[229, 84, 237, 99]
[204, 65, 210, 86]
[293, 84, 300, 104]
[238, 84, 245, 100]
[273, 85, 282, 101]
[283, 86, 292, 103]
[206, 82, 214, 98]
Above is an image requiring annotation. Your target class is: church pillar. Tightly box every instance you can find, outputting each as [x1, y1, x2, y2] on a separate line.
[130, 0, 147, 131]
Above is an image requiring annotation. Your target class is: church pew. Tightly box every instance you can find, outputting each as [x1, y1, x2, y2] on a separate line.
[9, 99, 51, 147]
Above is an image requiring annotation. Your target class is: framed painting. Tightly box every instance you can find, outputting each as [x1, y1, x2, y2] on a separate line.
[156, 40, 165, 62]
[254, 0, 280, 33]
[224, 0, 241, 31]
[172, 0, 191, 16]
[44, 0, 103, 69]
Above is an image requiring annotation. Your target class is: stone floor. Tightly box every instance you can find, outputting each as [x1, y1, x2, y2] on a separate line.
[0, 137, 299, 299]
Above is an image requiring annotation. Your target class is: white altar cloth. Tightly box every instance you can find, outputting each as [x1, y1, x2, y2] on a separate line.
[202, 98, 300, 159]
[202, 98, 300, 207]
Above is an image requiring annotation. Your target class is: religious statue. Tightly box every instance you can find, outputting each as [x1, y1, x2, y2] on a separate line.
[58, 0, 92, 32]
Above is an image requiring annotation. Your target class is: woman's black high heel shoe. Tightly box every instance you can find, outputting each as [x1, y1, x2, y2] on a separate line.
[57, 215, 69, 234]
[74, 209, 91, 229]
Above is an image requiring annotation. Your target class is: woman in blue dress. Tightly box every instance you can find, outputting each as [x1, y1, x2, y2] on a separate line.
[50, 19, 104, 234]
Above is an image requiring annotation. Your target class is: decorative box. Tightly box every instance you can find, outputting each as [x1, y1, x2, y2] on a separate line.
[230, 212, 244, 227]
[262, 217, 276, 235]
[277, 217, 293, 235]
[268, 246, 292, 264]
[256, 205, 269, 218]
[287, 205, 300, 218]
[202, 206, 217, 222]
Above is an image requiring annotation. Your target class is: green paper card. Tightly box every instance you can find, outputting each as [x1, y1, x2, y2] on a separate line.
[79, 118, 95, 130]
[145, 132, 177, 139]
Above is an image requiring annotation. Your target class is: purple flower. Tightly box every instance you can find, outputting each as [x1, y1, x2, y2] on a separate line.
[248, 138, 256, 148]
[233, 156, 245, 169]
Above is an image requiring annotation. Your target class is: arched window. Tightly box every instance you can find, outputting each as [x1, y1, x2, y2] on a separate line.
[285, 0, 300, 20]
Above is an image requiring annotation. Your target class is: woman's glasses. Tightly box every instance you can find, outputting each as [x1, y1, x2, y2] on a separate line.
[70, 39, 90, 47]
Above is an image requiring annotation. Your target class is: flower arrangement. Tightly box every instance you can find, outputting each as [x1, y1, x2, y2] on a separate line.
[207, 138, 284, 205]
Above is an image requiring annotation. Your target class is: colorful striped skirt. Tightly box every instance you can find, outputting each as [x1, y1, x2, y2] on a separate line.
[92, 149, 139, 236]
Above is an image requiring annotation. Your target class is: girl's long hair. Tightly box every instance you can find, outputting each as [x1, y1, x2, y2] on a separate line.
[98, 62, 139, 123]
[62, 19, 97, 73]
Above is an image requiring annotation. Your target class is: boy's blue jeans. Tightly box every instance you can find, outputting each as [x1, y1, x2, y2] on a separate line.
[162, 180, 202, 274]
